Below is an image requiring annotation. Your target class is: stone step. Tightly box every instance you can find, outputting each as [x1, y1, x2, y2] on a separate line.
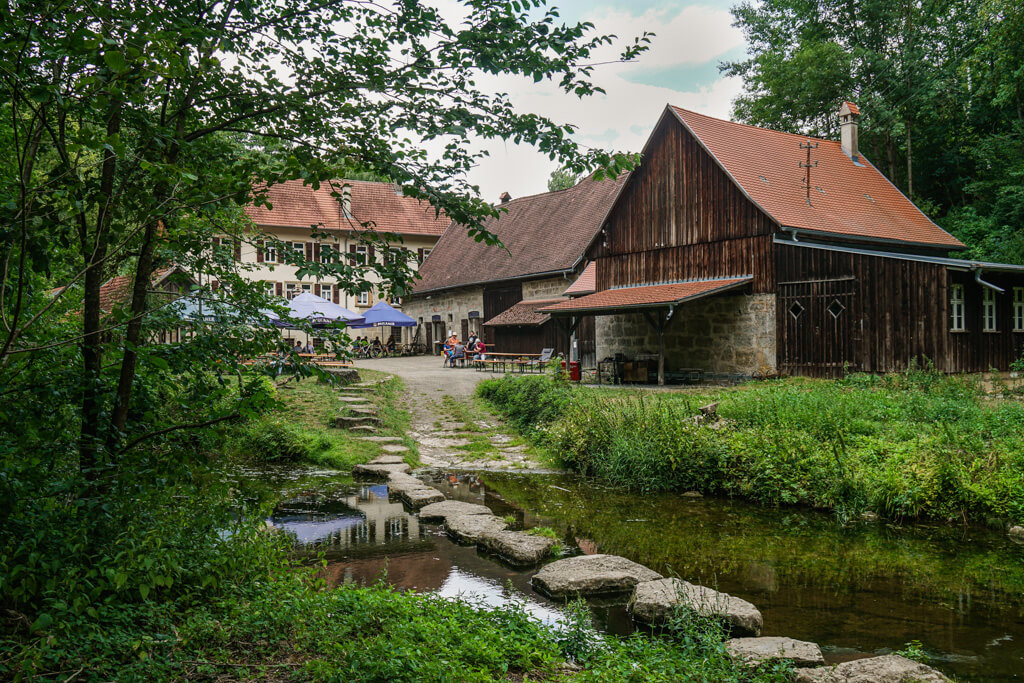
[477, 530, 558, 566]
[339, 396, 369, 403]
[334, 415, 382, 428]
[380, 443, 409, 454]
[630, 578, 762, 637]
[531, 554, 662, 600]
[369, 455, 406, 465]
[349, 425, 379, 434]
[348, 406, 378, 416]
[358, 436, 403, 443]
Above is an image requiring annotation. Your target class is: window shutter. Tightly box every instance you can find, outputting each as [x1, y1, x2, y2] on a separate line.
[369, 246, 375, 263]
[305, 242, 313, 260]
[313, 243, 320, 262]
[275, 282, 282, 296]
[257, 240, 264, 263]
[234, 240, 242, 261]
[211, 280, 220, 291]
[349, 244, 357, 266]
[314, 284, 321, 297]
[332, 288, 340, 304]
[417, 248, 424, 263]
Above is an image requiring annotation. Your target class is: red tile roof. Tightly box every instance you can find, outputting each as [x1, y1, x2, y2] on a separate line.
[483, 298, 565, 327]
[98, 266, 191, 313]
[245, 179, 449, 237]
[563, 262, 596, 296]
[413, 175, 626, 293]
[669, 107, 963, 249]
[539, 277, 752, 314]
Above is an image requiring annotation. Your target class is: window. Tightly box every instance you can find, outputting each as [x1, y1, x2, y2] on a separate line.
[983, 287, 997, 332]
[355, 245, 368, 263]
[285, 283, 300, 300]
[320, 284, 333, 301]
[264, 244, 278, 264]
[357, 291, 369, 306]
[389, 247, 405, 264]
[265, 282, 277, 298]
[319, 245, 334, 264]
[301, 283, 312, 296]
[291, 242, 305, 260]
[1012, 286, 1024, 331]
[950, 284, 965, 331]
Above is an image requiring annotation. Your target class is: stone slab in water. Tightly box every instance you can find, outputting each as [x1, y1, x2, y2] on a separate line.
[418, 500, 492, 522]
[1009, 525, 1024, 542]
[794, 655, 950, 682]
[386, 472, 444, 508]
[445, 514, 508, 544]
[477, 530, 557, 566]
[630, 578, 762, 637]
[726, 637, 823, 667]
[358, 436, 403, 443]
[369, 455, 405, 465]
[353, 462, 411, 477]
[531, 554, 662, 599]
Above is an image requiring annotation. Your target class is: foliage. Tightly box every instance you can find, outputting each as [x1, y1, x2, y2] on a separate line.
[547, 166, 580, 192]
[479, 372, 1024, 523]
[723, 0, 1024, 263]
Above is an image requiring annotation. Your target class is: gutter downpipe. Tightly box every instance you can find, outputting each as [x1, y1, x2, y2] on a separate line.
[783, 227, 799, 242]
[974, 268, 1005, 294]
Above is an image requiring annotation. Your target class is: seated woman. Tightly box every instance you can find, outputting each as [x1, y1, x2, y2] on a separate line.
[472, 339, 486, 361]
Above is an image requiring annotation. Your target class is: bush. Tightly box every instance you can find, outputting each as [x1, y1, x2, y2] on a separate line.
[231, 417, 331, 462]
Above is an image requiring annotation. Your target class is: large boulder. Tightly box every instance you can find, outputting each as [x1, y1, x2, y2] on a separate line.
[352, 462, 411, 478]
[418, 500, 493, 522]
[445, 514, 508, 544]
[630, 578, 762, 637]
[726, 637, 824, 668]
[477, 530, 557, 566]
[794, 655, 950, 682]
[531, 554, 662, 599]
[1009, 525, 1024, 542]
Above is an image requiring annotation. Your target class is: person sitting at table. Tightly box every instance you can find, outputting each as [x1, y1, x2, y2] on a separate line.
[302, 341, 315, 354]
[451, 339, 466, 367]
[472, 339, 486, 361]
[442, 334, 454, 367]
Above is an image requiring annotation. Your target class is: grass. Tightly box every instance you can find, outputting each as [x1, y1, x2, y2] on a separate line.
[228, 370, 418, 471]
[478, 369, 1024, 525]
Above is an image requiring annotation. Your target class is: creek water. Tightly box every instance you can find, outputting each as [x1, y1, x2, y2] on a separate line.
[253, 466, 1024, 681]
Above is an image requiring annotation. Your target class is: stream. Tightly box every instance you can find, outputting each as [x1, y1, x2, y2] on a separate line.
[248, 465, 1024, 681]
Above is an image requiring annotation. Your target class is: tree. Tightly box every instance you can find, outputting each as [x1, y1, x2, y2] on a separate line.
[547, 166, 580, 192]
[0, 0, 650, 476]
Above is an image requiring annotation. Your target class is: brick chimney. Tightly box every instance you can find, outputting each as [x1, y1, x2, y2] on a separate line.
[499, 191, 512, 204]
[839, 101, 860, 162]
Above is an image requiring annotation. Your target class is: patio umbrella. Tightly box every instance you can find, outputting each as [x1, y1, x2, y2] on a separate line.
[350, 300, 416, 329]
[271, 292, 365, 328]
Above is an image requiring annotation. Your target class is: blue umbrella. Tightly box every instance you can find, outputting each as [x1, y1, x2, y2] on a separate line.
[350, 300, 416, 328]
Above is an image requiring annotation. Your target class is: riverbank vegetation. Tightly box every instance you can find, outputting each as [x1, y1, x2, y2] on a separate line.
[478, 370, 1024, 525]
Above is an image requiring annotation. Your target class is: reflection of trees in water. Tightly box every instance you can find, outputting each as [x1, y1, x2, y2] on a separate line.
[274, 486, 422, 551]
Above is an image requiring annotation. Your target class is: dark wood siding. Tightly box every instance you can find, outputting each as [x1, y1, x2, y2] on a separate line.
[482, 283, 522, 345]
[776, 244, 1024, 374]
[486, 322, 568, 357]
[596, 236, 775, 294]
[591, 115, 776, 261]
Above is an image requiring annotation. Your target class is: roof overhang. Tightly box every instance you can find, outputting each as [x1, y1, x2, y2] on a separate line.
[539, 276, 753, 316]
[774, 236, 1024, 273]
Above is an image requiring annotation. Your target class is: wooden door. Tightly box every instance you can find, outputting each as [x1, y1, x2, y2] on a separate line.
[779, 278, 858, 376]
[461, 319, 469, 342]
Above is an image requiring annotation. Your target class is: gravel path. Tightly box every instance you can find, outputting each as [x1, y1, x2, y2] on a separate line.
[356, 356, 547, 471]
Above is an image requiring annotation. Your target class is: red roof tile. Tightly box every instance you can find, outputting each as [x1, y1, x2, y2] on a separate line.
[670, 107, 962, 249]
[245, 179, 449, 237]
[563, 262, 596, 296]
[414, 175, 626, 293]
[98, 266, 191, 313]
[483, 298, 565, 327]
[539, 277, 752, 314]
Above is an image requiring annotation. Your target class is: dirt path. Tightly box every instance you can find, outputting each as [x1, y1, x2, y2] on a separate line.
[356, 356, 548, 471]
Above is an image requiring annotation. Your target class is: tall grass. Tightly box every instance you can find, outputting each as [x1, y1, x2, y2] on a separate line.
[477, 372, 1024, 524]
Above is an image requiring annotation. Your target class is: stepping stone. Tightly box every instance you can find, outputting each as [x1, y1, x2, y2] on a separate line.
[630, 578, 762, 637]
[477, 530, 557, 566]
[353, 462, 411, 477]
[380, 443, 409, 454]
[531, 554, 662, 600]
[794, 655, 950, 682]
[418, 500, 492, 522]
[339, 396, 368, 403]
[387, 472, 445, 508]
[1009, 525, 1024, 541]
[349, 406, 378, 415]
[358, 436, 403, 443]
[445, 514, 508, 544]
[369, 455, 405, 465]
[349, 425, 378, 434]
[726, 637, 824, 668]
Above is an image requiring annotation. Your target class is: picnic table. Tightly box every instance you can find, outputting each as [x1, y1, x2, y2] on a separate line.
[298, 353, 353, 368]
[472, 352, 546, 373]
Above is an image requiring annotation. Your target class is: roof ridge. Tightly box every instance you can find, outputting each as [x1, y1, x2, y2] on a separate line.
[671, 106, 841, 146]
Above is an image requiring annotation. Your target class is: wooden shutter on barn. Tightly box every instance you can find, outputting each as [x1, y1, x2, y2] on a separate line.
[257, 240, 264, 263]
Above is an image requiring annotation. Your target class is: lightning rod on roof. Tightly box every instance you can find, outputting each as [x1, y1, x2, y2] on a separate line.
[799, 139, 819, 207]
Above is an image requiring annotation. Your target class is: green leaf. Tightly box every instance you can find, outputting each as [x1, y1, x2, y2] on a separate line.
[30, 613, 52, 632]
[103, 51, 127, 72]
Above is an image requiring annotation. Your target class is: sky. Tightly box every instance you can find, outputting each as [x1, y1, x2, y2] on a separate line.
[451, 0, 750, 203]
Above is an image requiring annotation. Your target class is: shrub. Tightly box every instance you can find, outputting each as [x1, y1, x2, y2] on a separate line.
[231, 417, 331, 462]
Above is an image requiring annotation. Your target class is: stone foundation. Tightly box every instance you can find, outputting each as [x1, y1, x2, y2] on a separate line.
[402, 286, 484, 348]
[595, 293, 777, 376]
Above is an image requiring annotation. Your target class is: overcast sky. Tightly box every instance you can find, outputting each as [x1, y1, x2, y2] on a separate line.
[456, 0, 748, 203]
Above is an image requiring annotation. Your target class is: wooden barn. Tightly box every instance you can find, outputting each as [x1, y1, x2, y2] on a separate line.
[404, 177, 623, 364]
[540, 103, 1024, 381]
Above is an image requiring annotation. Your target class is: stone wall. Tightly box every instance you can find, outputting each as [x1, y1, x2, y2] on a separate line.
[403, 286, 484, 349]
[595, 293, 777, 375]
[522, 276, 572, 300]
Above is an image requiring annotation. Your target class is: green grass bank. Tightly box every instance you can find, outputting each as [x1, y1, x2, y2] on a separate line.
[477, 370, 1024, 525]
